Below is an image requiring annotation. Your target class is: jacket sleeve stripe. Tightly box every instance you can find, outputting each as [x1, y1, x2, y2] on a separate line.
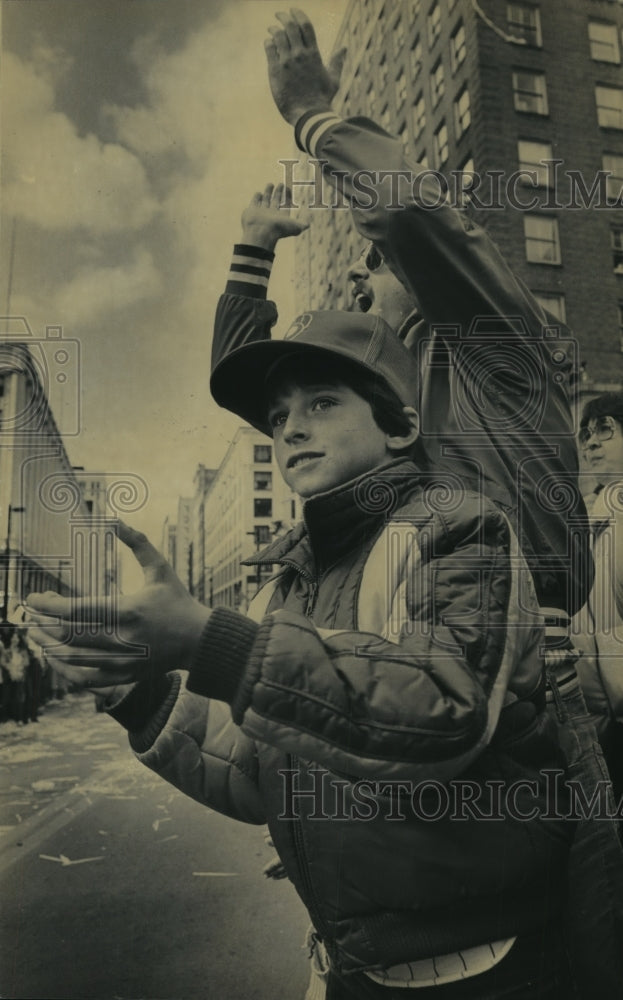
[297, 112, 343, 157]
[227, 270, 270, 287]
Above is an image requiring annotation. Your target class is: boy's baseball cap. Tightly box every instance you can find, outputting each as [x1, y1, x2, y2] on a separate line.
[210, 310, 420, 436]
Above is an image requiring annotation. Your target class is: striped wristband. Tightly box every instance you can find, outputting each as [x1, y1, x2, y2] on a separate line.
[226, 244, 275, 298]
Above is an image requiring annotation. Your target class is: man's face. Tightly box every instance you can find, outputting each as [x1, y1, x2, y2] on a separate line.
[347, 243, 417, 333]
[580, 416, 623, 482]
[268, 380, 394, 498]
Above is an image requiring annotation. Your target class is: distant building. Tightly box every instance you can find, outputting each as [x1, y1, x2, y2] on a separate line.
[190, 464, 218, 604]
[175, 497, 193, 590]
[0, 331, 115, 618]
[201, 426, 301, 611]
[161, 515, 177, 569]
[294, 0, 623, 387]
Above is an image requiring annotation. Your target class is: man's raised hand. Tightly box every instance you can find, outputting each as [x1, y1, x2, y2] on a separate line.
[241, 182, 308, 251]
[265, 8, 346, 125]
[24, 521, 211, 689]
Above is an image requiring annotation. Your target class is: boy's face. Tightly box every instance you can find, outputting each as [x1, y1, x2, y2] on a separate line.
[268, 380, 396, 498]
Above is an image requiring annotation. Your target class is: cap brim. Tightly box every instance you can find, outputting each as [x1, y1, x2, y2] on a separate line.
[210, 339, 376, 436]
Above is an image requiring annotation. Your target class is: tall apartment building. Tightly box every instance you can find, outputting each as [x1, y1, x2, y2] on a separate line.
[294, 0, 623, 386]
[201, 426, 301, 611]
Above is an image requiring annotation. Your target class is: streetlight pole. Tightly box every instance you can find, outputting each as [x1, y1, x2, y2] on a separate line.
[2, 504, 25, 621]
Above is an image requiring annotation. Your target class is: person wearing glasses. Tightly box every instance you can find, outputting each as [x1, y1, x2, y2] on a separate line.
[574, 392, 623, 803]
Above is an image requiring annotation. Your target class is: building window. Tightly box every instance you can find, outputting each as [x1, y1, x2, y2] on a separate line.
[254, 498, 272, 517]
[378, 55, 388, 91]
[254, 470, 272, 491]
[395, 70, 408, 109]
[534, 292, 566, 323]
[506, 4, 542, 47]
[412, 93, 426, 139]
[596, 86, 623, 129]
[450, 22, 466, 72]
[255, 524, 272, 544]
[381, 103, 391, 130]
[454, 87, 471, 136]
[254, 444, 272, 463]
[517, 139, 553, 186]
[603, 153, 623, 201]
[513, 71, 548, 115]
[427, 3, 441, 48]
[456, 154, 476, 206]
[393, 15, 405, 57]
[410, 36, 422, 79]
[612, 228, 623, 272]
[366, 80, 377, 117]
[524, 216, 561, 264]
[433, 121, 449, 168]
[618, 303, 623, 352]
[397, 120, 409, 154]
[430, 60, 445, 107]
[589, 21, 620, 64]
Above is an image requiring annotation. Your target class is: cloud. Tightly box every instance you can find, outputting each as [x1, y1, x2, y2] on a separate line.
[53, 247, 160, 326]
[2, 52, 158, 233]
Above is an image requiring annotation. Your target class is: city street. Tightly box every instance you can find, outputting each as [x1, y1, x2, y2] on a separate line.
[0, 693, 311, 1000]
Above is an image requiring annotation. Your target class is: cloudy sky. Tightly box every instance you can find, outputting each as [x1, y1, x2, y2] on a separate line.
[1, 0, 346, 584]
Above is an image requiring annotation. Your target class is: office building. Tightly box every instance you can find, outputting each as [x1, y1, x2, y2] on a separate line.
[0, 328, 115, 617]
[199, 427, 300, 611]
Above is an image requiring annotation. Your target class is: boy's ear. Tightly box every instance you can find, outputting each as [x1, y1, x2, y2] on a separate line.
[386, 407, 420, 452]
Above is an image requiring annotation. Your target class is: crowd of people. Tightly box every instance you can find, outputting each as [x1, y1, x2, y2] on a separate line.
[0, 623, 63, 726]
[19, 9, 623, 1000]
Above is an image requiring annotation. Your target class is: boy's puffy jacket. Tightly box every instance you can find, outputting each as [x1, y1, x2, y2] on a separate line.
[113, 462, 573, 974]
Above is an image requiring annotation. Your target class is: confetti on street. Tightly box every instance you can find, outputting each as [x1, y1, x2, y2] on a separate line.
[192, 871, 239, 877]
[39, 853, 105, 866]
[152, 817, 172, 832]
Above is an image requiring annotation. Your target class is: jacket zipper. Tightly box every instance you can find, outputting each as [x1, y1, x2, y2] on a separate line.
[278, 557, 319, 617]
[289, 752, 330, 943]
[305, 581, 318, 617]
[276, 560, 325, 938]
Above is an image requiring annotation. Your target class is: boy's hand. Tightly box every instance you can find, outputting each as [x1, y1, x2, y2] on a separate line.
[241, 182, 308, 251]
[24, 522, 211, 689]
[265, 8, 346, 125]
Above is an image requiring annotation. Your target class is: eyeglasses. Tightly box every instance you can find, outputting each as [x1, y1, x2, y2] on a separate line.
[361, 242, 385, 273]
[578, 416, 617, 449]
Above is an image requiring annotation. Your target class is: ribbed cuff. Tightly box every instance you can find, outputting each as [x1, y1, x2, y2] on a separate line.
[128, 674, 182, 755]
[225, 244, 275, 299]
[295, 110, 342, 156]
[108, 672, 176, 733]
[187, 606, 259, 706]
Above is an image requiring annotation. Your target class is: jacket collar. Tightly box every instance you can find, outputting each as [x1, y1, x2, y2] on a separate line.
[244, 458, 424, 575]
